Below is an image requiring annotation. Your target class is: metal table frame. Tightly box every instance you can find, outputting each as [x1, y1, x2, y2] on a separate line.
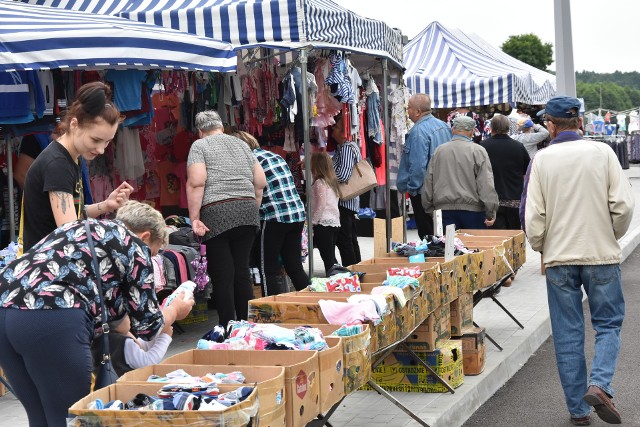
[308, 322, 455, 427]
[472, 271, 524, 351]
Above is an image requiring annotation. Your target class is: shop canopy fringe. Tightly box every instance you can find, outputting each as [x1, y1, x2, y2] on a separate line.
[0, 0, 237, 72]
[403, 21, 556, 108]
[24, 0, 403, 67]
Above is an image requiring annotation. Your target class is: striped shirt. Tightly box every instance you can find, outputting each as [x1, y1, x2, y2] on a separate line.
[333, 141, 362, 212]
[254, 148, 305, 223]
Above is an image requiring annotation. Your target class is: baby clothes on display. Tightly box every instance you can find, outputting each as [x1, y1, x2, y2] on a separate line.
[628, 111, 640, 134]
[105, 70, 147, 112]
[318, 299, 382, 325]
[157, 160, 181, 206]
[114, 127, 145, 181]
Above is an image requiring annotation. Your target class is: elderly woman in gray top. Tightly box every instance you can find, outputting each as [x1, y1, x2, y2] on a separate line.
[187, 110, 267, 328]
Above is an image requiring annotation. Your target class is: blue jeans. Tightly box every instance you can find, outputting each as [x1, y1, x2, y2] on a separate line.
[546, 264, 625, 418]
[442, 210, 486, 230]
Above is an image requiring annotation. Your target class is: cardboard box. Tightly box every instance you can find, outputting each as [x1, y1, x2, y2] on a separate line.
[458, 229, 526, 270]
[405, 313, 437, 352]
[455, 326, 486, 352]
[406, 304, 451, 353]
[462, 342, 486, 375]
[161, 350, 319, 427]
[248, 295, 329, 324]
[272, 330, 344, 414]
[118, 364, 284, 424]
[373, 217, 405, 257]
[275, 292, 397, 353]
[449, 292, 474, 336]
[68, 383, 258, 427]
[466, 251, 485, 291]
[367, 339, 464, 393]
[276, 324, 371, 395]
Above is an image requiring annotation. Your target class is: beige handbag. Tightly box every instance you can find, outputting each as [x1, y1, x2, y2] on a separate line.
[338, 158, 378, 201]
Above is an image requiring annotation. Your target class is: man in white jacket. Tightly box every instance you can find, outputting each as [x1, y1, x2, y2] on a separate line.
[521, 96, 634, 426]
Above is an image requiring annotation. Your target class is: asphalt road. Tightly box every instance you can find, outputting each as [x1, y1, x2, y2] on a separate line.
[463, 246, 640, 427]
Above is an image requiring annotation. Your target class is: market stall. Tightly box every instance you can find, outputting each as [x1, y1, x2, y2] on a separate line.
[0, 0, 237, 243]
[403, 21, 556, 108]
[24, 0, 408, 269]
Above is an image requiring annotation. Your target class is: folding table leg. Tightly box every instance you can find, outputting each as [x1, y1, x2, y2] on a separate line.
[490, 296, 525, 329]
[306, 397, 345, 427]
[473, 321, 503, 351]
[400, 343, 455, 394]
[367, 380, 431, 427]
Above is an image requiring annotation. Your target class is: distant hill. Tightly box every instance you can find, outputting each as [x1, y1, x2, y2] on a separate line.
[577, 71, 640, 91]
[576, 71, 640, 111]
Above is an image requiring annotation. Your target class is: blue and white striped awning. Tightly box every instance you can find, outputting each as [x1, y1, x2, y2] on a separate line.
[25, 0, 403, 67]
[0, 0, 237, 72]
[404, 22, 556, 108]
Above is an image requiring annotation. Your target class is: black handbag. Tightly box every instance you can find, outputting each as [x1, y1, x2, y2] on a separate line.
[84, 221, 119, 389]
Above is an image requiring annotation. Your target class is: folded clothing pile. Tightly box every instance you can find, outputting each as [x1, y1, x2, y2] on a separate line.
[86, 385, 254, 411]
[197, 321, 328, 351]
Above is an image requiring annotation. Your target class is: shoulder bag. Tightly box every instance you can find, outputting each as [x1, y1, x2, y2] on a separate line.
[84, 220, 119, 389]
[338, 145, 378, 200]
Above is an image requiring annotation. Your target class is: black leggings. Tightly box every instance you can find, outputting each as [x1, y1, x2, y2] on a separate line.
[337, 206, 361, 267]
[258, 220, 309, 295]
[313, 224, 340, 276]
[206, 225, 257, 328]
[0, 308, 94, 427]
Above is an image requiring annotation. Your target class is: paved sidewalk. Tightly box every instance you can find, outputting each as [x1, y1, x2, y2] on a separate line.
[2, 168, 640, 427]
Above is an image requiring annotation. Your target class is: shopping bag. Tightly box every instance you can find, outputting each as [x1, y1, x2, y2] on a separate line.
[338, 158, 377, 201]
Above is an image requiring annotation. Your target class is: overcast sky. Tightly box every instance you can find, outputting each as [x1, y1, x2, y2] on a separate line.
[333, 0, 638, 74]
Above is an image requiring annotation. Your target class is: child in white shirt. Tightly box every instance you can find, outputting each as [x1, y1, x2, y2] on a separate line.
[311, 152, 342, 275]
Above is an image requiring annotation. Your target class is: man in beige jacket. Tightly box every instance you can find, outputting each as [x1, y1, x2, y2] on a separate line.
[422, 115, 498, 230]
[521, 95, 634, 426]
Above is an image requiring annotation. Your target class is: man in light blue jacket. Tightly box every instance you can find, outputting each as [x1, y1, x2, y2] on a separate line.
[396, 93, 452, 238]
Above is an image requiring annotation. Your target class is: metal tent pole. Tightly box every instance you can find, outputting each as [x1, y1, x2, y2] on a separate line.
[5, 134, 16, 241]
[381, 59, 391, 252]
[300, 49, 314, 277]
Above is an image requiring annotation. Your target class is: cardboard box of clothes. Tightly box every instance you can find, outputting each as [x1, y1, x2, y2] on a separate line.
[271, 328, 345, 413]
[68, 382, 259, 427]
[359, 257, 456, 306]
[262, 292, 398, 353]
[458, 237, 513, 280]
[162, 350, 319, 427]
[118, 364, 285, 426]
[458, 243, 505, 284]
[404, 303, 452, 353]
[366, 339, 464, 393]
[458, 229, 526, 270]
[449, 292, 474, 336]
[279, 324, 371, 396]
[355, 265, 441, 319]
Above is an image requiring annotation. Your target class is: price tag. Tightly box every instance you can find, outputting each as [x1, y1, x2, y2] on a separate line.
[433, 209, 443, 237]
[444, 224, 456, 261]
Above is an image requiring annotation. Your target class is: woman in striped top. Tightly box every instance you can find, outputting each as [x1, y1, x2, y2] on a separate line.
[331, 115, 362, 267]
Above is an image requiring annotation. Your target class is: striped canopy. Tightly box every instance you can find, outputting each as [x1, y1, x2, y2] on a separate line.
[404, 22, 556, 108]
[0, 0, 237, 72]
[24, 0, 403, 67]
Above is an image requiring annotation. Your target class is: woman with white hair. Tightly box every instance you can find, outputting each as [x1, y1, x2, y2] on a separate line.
[0, 201, 194, 427]
[186, 110, 267, 328]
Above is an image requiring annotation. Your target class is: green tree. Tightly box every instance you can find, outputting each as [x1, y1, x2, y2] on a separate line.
[501, 34, 553, 71]
[576, 81, 640, 111]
